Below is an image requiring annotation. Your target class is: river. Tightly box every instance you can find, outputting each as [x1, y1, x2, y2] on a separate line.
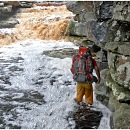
[0, 3, 111, 129]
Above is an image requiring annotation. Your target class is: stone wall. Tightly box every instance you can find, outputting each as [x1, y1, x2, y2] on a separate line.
[66, 1, 130, 129]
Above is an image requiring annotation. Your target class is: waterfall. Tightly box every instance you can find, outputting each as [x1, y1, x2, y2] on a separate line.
[0, 4, 74, 46]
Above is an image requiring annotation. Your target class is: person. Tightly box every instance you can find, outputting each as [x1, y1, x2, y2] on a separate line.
[72, 47, 101, 106]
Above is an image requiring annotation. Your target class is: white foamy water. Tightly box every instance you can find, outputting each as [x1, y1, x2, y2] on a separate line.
[0, 39, 111, 129]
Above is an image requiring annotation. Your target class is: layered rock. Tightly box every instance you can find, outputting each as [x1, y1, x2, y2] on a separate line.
[66, 1, 130, 45]
[66, 1, 130, 129]
[105, 42, 130, 90]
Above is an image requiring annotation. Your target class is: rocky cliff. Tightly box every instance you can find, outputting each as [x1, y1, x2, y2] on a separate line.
[66, 1, 130, 129]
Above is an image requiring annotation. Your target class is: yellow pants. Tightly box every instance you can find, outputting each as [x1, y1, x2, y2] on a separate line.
[75, 82, 93, 105]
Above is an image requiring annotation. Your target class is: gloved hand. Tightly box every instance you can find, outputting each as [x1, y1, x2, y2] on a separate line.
[93, 76, 98, 83]
[96, 78, 101, 84]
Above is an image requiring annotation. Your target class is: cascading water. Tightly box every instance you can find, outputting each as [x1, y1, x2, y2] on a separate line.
[0, 4, 74, 46]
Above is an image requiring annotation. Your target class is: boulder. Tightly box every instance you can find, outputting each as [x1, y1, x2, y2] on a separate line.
[106, 20, 130, 42]
[66, 1, 95, 14]
[0, 3, 4, 7]
[113, 1, 130, 22]
[20, 2, 33, 8]
[105, 42, 130, 89]
[105, 42, 130, 55]
[0, 5, 12, 12]
[108, 92, 130, 129]
[106, 70, 130, 103]
[91, 21, 108, 45]
[67, 20, 96, 42]
[94, 1, 113, 20]
[94, 69, 110, 106]
[2, 1, 20, 6]
[113, 103, 130, 129]
[74, 12, 96, 22]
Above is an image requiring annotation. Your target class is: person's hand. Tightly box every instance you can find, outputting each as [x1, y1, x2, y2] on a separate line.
[96, 78, 100, 84]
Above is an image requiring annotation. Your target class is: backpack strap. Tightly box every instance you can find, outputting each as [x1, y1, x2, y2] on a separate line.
[71, 54, 79, 74]
[86, 56, 94, 74]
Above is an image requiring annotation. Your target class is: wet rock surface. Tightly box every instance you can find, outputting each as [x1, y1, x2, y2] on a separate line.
[42, 48, 78, 59]
[69, 104, 103, 129]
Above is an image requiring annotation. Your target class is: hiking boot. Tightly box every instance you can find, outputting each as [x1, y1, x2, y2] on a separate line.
[86, 104, 93, 109]
[87, 104, 93, 108]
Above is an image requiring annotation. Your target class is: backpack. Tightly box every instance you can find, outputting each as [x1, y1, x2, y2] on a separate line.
[71, 46, 95, 83]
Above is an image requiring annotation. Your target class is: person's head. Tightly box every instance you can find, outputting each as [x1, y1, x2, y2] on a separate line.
[83, 48, 91, 58]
